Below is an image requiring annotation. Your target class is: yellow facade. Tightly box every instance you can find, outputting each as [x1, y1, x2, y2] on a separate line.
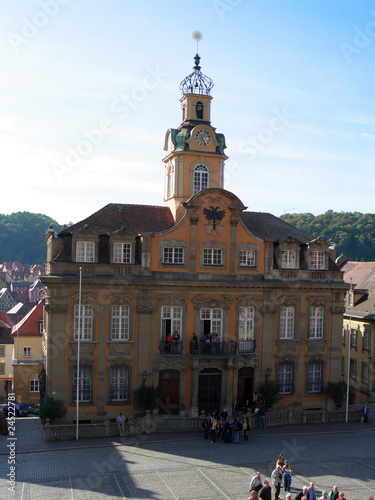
[41, 54, 347, 423]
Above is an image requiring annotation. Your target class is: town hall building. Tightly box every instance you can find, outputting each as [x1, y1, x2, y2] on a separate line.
[41, 53, 347, 423]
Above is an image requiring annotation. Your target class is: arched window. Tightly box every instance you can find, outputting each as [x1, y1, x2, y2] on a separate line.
[196, 101, 203, 119]
[193, 165, 209, 194]
[30, 373, 39, 392]
[167, 164, 174, 199]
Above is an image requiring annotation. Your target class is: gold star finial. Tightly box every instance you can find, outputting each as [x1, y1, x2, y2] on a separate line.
[192, 31, 203, 53]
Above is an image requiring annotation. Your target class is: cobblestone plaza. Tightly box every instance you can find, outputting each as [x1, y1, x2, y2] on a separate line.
[1, 417, 374, 499]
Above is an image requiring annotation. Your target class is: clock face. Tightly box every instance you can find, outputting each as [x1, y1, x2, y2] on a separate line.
[195, 129, 212, 146]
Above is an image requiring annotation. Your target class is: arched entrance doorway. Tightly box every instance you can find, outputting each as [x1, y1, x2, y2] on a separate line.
[237, 367, 254, 408]
[159, 369, 180, 414]
[198, 368, 222, 415]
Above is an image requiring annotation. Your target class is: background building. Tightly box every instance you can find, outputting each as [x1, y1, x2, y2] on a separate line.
[342, 261, 375, 404]
[0, 311, 14, 398]
[11, 301, 43, 405]
[41, 54, 347, 423]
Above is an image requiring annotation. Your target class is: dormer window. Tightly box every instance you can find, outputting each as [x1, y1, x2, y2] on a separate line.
[309, 251, 326, 270]
[113, 243, 132, 264]
[76, 241, 95, 262]
[281, 250, 297, 269]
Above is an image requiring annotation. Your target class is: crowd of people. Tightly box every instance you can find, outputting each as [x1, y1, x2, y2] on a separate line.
[247, 454, 373, 500]
[202, 394, 268, 443]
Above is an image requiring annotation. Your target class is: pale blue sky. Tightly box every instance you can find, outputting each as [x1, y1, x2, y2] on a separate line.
[1, 0, 374, 224]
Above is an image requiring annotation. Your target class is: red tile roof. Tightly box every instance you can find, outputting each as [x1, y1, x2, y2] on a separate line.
[0, 311, 14, 329]
[61, 203, 175, 235]
[342, 261, 375, 317]
[11, 301, 43, 336]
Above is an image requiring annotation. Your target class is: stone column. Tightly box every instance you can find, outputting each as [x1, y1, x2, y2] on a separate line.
[189, 358, 199, 417]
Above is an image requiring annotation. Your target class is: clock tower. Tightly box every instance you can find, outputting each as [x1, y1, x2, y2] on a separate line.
[163, 53, 228, 222]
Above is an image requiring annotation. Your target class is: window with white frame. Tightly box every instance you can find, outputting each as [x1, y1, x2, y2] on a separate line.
[350, 358, 356, 379]
[110, 364, 129, 402]
[111, 304, 130, 341]
[238, 306, 254, 352]
[161, 306, 182, 338]
[203, 248, 222, 266]
[163, 247, 184, 265]
[200, 308, 223, 339]
[74, 304, 93, 341]
[309, 251, 326, 270]
[307, 361, 323, 393]
[363, 330, 370, 351]
[361, 362, 369, 383]
[281, 250, 297, 269]
[238, 307, 254, 341]
[73, 366, 92, 403]
[277, 362, 293, 394]
[240, 249, 256, 267]
[76, 241, 95, 262]
[30, 373, 39, 392]
[350, 329, 357, 347]
[113, 243, 132, 264]
[23, 346, 31, 358]
[309, 306, 324, 339]
[193, 165, 209, 193]
[279, 306, 295, 339]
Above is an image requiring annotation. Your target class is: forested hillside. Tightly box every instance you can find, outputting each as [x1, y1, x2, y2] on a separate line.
[0, 212, 61, 264]
[281, 210, 375, 262]
[0, 210, 373, 264]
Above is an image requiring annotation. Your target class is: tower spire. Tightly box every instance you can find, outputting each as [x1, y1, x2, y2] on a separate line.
[179, 31, 214, 96]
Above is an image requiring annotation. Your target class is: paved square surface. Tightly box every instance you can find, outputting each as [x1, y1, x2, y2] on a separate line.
[1, 417, 374, 499]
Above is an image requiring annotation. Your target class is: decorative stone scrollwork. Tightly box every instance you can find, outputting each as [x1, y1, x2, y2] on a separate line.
[136, 304, 154, 314]
[107, 342, 133, 361]
[275, 339, 298, 355]
[261, 305, 276, 316]
[330, 306, 346, 315]
[69, 342, 96, 362]
[45, 303, 68, 314]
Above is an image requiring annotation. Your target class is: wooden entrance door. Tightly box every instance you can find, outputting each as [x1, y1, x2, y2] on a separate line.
[237, 367, 254, 409]
[159, 370, 180, 414]
[198, 368, 222, 415]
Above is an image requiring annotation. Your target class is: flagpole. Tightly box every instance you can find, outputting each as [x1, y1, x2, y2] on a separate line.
[345, 278, 352, 423]
[76, 267, 82, 440]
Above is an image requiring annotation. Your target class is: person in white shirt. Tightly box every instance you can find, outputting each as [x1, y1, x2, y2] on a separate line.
[249, 471, 263, 493]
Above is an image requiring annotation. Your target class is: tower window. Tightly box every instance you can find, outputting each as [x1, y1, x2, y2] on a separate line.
[196, 101, 203, 119]
[193, 165, 209, 194]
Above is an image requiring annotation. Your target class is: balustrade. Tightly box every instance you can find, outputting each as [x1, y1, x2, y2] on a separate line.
[44, 407, 366, 441]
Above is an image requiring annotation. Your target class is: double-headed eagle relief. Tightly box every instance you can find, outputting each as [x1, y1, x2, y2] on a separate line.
[202, 196, 227, 234]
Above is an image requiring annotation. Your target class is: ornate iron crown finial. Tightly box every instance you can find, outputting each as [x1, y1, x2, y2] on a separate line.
[179, 31, 214, 95]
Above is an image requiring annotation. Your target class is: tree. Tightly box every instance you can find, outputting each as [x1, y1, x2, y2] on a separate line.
[133, 385, 163, 412]
[257, 381, 281, 409]
[39, 396, 65, 423]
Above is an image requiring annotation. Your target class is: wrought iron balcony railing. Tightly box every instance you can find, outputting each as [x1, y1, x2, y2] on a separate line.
[189, 340, 237, 356]
[237, 340, 256, 353]
[159, 340, 183, 355]
[159, 339, 256, 356]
